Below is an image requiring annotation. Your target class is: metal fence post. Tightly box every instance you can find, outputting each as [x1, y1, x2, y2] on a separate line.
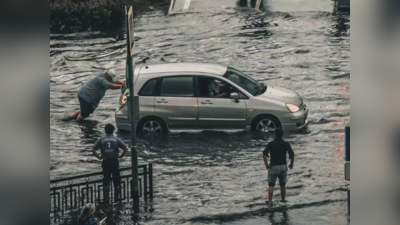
[348, 189, 350, 216]
[149, 164, 153, 200]
[143, 165, 148, 201]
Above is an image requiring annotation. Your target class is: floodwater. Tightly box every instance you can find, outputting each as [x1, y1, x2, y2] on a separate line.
[50, 1, 350, 224]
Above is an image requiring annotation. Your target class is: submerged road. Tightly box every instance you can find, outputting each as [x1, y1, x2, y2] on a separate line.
[170, 0, 239, 12]
[50, 1, 350, 224]
[169, 0, 333, 13]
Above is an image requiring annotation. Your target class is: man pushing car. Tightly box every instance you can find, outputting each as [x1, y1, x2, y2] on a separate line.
[63, 69, 125, 122]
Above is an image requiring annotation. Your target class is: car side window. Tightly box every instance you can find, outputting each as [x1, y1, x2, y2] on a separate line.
[226, 82, 248, 99]
[139, 79, 157, 96]
[237, 92, 247, 99]
[198, 77, 248, 99]
[160, 76, 194, 97]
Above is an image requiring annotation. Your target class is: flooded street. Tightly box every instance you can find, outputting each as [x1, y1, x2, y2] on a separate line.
[50, 2, 350, 224]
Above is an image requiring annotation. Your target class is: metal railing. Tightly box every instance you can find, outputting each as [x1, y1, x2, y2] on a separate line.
[50, 164, 153, 223]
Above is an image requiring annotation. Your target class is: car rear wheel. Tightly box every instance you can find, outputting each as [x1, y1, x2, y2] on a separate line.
[137, 117, 168, 137]
[251, 115, 281, 133]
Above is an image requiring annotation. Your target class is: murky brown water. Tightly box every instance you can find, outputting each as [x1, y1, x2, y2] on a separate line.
[50, 3, 350, 224]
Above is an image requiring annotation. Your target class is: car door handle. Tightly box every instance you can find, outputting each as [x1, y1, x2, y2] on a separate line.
[157, 99, 169, 103]
[201, 100, 213, 105]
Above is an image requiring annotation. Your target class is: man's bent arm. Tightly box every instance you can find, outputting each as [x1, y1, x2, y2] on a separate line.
[92, 149, 102, 160]
[263, 154, 269, 169]
[119, 147, 129, 158]
[116, 80, 126, 85]
[110, 83, 123, 90]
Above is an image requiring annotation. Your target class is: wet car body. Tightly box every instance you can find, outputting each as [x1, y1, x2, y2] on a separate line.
[115, 63, 308, 135]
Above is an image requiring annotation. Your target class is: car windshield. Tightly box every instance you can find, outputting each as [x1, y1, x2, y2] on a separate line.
[223, 67, 264, 96]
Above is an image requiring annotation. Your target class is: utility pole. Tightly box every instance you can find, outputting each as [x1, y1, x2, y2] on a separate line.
[125, 5, 139, 213]
[345, 126, 350, 217]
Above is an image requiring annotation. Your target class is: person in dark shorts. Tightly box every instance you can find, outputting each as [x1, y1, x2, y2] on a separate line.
[263, 128, 295, 205]
[63, 69, 125, 122]
[92, 124, 129, 202]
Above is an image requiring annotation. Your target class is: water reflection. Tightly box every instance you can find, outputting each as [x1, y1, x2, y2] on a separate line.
[331, 15, 350, 37]
[237, 0, 270, 11]
[268, 207, 290, 224]
[237, 0, 249, 7]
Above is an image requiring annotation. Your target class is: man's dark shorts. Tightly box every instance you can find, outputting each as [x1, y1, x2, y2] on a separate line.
[268, 165, 288, 187]
[78, 96, 94, 118]
[102, 158, 121, 188]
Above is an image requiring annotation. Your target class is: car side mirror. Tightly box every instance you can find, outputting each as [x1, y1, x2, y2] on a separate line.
[230, 92, 239, 103]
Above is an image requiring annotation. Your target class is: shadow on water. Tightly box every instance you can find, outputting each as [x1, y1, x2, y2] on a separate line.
[268, 207, 290, 224]
[237, 0, 249, 7]
[331, 15, 350, 37]
[187, 199, 346, 223]
[236, 0, 271, 12]
[116, 128, 309, 168]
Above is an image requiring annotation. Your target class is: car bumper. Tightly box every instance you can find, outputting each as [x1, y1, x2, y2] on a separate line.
[279, 109, 309, 131]
[115, 116, 131, 131]
[115, 107, 131, 131]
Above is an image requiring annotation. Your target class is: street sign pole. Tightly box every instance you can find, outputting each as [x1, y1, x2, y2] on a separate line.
[126, 5, 139, 213]
[345, 126, 350, 161]
[345, 126, 350, 216]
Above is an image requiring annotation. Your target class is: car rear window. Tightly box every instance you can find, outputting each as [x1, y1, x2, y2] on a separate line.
[160, 77, 194, 97]
[139, 79, 157, 96]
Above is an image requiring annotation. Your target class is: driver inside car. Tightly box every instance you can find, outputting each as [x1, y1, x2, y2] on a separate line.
[206, 79, 230, 98]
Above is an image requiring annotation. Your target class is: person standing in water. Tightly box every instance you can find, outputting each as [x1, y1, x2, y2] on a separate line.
[64, 69, 125, 122]
[263, 128, 295, 205]
[92, 124, 128, 203]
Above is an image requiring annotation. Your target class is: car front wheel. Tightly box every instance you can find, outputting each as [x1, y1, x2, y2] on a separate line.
[251, 115, 281, 133]
[137, 117, 168, 137]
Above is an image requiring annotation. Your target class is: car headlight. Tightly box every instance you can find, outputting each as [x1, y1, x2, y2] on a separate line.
[286, 103, 300, 113]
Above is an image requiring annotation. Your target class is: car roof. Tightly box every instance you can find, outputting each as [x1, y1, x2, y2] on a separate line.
[138, 63, 228, 76]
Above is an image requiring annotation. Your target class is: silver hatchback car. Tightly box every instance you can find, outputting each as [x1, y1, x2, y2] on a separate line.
[115, 63, 308, 136]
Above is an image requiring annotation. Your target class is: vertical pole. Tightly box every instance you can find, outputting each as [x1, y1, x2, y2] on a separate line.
[345, 126, 350, 217]
[126, 6, 139, 213]
[143, 166, 148, 201]
[52, 188, 57, 223]
[347, 189, 350, 216]
[149, 163, 153, 200]
[69, 185, 73, 210]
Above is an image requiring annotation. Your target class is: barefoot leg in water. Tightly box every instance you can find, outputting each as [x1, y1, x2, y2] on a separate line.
[268, 186, 274, 205]
[76, 113, 85, 123]
[71, 110, 81, 119]
[62, 109, 80, 121]
[281, 186, 286, 203]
